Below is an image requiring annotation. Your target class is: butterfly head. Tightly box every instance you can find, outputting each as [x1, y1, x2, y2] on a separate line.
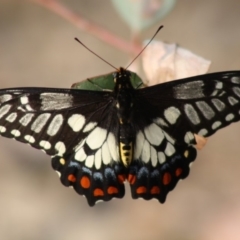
[113, 68, 132, 87]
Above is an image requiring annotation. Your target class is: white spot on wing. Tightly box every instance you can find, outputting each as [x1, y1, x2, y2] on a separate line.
[31, 113, 51, 133]
[196, 101, 215, 120]
[212, 121, 222, 130]
[215, 81, 223, 89]
[0, 125, 6, 133]
[164, 106, 181, 124]
[86, 127, 107, 150]
[102, 141, 111, 165]
[225, 113, 234, 121]
[231, 76, 240, 84]
[233, 87, 240, 98]
[198, 129, 208, 136]
[74, 139, 86, 153]
[228, 96, 239, 106]
[24, 135, 35, 143]
[173, 80, 204, 99]
[164, 143, 175, 156]
[107, 133, 118, 161]
[25, 104, 34, 111]
[83, 122, 97, 132]
[150, 146, 158, 167]
[0, 104, 11, 119]
[40, 93, 73, 110]
[19, 113, 34, 126]
[85, 155, 94, 168]
[184, 104, 200, 125]
[163, 131, 175, 144]
[158, 152, 166, 164]
[184, 131, 195, 144]
[55, 141, 66, 155]
[68, 114, 85, 132]
[11, 129, 21, 137]
[94, 148, 102, 170]
[75, 148, 87, 162]
[141, 140, 150, 163]
[144, 123, 164, 146]
[6, 112, 17, 122]
[154, 118, 169, 127]
[47, 114, 63, 136]
[39, 140, 51, 150]
[134, 131, 144, 159]
[0, 94, 12, 103]
[211, 99, 225, 111]
[20, 96, 29, 104]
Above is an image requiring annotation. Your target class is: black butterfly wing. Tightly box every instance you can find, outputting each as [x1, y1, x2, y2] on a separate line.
[0, 88, 125, 206]
[128, 71, 240, 202]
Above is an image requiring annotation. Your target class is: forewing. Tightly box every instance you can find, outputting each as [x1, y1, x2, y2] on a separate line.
[0, 87, 125, 206]
[128, 71, 240, 202]
[138, 71, 240, 143]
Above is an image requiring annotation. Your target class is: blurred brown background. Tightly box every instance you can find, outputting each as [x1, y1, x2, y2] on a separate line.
[0, 0, 240, 239]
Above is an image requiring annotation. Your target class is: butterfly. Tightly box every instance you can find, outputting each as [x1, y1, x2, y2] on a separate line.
[0, 67, 240, 206]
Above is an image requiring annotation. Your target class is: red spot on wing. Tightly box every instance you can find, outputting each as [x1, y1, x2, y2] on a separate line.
[94, 188, 104, 197]
[68, 174, 76, 182]
[127, 174, 136, 184]
[175, 168, 182, 177]
[150, 186, 160, 194]
[107, 186, 119, 194]
[117, 174, 126, 184]
[80, 176, 90, 189]
[136, 186, 147, 194]
[163, 172, 171, 185]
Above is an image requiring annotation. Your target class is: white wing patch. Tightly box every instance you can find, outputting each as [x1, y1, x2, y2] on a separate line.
[0, 125, 6, 133]
[47, 114, 63, 136]
[144, 123, 164, 146]
[31, 113, 51, 133]
[0, 104, 11, 119]
[0, 94, 12, 103]
[94, 148, 102, 169]
[68, 114, 85, 132]
[142, 139, 150, 163]
[19, 113, 34, 126]
[55, 141, 66, 155]
[40, 93, 73, 110]
[11, 129, 21, 137]
[135, 122, 177, 166]
[24, 135, 35, 144]
[102, 141, 111, 165]
[83, 122, 97, 132]
[85, 155, 94, 168]
[6, 112, 17, 122]
[196, 101, 215, 120]
[135, 130, 145, 159]
[184, 104, 200, 125]
[39, 140, 51, 150]
[226, 113, 234, 121]
[73, 128, 119, 168]
[164, 106, 181, 124]
[86, 127, 107, 150]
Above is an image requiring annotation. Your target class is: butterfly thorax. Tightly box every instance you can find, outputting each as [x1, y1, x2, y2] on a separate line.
[114, 68, 135, 167]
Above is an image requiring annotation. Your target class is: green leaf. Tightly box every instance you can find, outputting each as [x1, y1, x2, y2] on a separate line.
[71, 71, 143, 91]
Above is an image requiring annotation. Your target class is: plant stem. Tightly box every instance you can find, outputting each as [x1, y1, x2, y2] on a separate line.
[29, 0, 142, 54]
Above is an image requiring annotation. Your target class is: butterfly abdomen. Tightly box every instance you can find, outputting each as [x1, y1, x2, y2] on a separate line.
[114, 68, 135, 167]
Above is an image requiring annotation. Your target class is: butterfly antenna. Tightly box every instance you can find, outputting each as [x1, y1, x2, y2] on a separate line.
[125, 25, 164, 69]
[74, 38, 118, 71]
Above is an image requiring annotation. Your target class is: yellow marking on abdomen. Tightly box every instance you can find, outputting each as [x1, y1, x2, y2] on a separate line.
[120, 142, 133, 167]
